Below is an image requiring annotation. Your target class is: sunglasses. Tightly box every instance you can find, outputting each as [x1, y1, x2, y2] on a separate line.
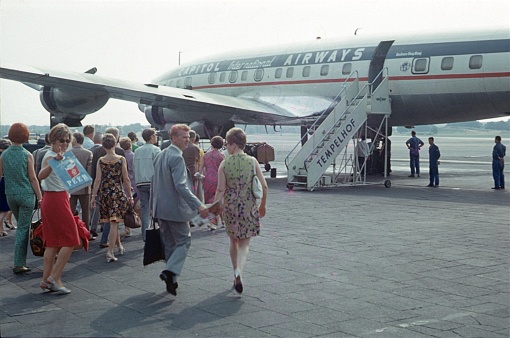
[58, 139, 71, 144]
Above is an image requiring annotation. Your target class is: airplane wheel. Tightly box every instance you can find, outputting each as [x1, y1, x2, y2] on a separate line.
[264, 163, 271, 171]
[384, 180, 391, 188]
[286, 183, 294, 190]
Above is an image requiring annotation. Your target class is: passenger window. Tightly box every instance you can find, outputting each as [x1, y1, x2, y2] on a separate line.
[320, 65, 329, 76]
[302, 66, 311, 77]
[241, 71, 248, 81]
[412, 58, 430, 74]
[342, 63, 352, 75]
[441, 57, 454, 71]
[208, 73, 216, 84]
[469, 55, 483, 69]
[176, 79, 182, 88]
[286, 67, 294, 78]
[219, 72, 226, 82]
[254, 68, 264, 82]
[185, 77, 192, 88]
[229, 71, 238, 83]
[275, 68, 282, 79]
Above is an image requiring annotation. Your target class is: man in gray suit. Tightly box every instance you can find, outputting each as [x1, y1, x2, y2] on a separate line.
[152, 124, 209, 296]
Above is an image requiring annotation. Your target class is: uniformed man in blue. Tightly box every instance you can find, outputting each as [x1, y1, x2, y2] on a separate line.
[405, 131, 424, 177]
[492, 135, 506, 190]
[426, 137, 441, 187]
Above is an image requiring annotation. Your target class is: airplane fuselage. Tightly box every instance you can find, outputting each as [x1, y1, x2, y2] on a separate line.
[150, 28, 510, 130]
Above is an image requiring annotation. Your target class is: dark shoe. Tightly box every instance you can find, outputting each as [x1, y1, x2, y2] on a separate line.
[408, 174, 415, 177]
[234, 275, 243, 294]
[90, 230, 99, 237]
[417, 174, 420, 177]
[160, 270, 177, 295]
[426, 184, 433, 187]
[491, 187, 501, 190]
[99, 243, 109, 248]
[501, 186, 505, 189]
[434, 185, 439, 188]
[13, 266, 31, 274]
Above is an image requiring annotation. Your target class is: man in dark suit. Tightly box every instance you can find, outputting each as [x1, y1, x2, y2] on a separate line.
[152, 124, 208, 296]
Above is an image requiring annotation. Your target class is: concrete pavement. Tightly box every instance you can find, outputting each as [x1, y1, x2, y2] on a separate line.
[1, 169, 509, 337]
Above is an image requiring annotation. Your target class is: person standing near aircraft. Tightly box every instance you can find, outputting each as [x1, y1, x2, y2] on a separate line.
[427, 137, 441, 187]
[214, 128, 268, 294]
[182, 130, 201, 194]
[199, 136, 225, 229]
[152, 124, 209, 296]
[90, 127, 125, 248]
[82, 125, 95, 150]
[38, 124, 78, 293]
[91, 133, 133, 262]
[406, 131, 424, 177]
[69, 132, 93, 236]
[492, 136, 506, 190]
[0, 123, 43, 274]
[133, 128, 161, 241]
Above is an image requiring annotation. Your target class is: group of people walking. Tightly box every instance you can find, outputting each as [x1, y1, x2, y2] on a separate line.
[0, 122, 268, 297]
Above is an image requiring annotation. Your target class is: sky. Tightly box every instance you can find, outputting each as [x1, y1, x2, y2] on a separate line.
[1, 0, 509, 127]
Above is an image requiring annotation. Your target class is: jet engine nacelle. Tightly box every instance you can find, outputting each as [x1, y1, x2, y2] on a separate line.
[143, 105, 234, 139]
[40, 86, 110, 126]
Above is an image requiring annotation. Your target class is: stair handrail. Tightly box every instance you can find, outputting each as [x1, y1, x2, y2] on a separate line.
[284, 70, 359, 170]
[302, 67, 388, 171]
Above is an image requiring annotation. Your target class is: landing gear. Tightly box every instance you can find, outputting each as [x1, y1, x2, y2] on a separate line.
[264, 163, 271, 171]
[384, 180, 391, 188]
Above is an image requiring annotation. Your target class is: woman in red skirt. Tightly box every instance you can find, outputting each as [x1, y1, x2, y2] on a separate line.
[38, 123, 80, 294]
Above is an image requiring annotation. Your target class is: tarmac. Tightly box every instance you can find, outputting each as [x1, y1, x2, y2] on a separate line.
[1, 164, 509, 337]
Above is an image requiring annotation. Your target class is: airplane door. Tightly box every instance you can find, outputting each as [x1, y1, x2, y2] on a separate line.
[368, 41, 394, 90]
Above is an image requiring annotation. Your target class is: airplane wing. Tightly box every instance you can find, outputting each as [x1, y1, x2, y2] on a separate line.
[0, 65, 299, 126]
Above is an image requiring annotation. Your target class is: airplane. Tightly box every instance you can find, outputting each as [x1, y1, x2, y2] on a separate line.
[0, 26, 509, 141]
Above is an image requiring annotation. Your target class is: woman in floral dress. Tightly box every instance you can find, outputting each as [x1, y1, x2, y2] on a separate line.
[214, 128, 268, 294]
[91, 133, 133, 262]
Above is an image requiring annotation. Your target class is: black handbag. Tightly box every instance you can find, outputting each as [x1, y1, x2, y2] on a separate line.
[143, 218, 165, 266]
[30, 209, 44, 257]
[124, 205, 141, 229]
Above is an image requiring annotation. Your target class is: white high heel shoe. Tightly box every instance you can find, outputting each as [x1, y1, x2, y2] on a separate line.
[106, 252, 118, 262]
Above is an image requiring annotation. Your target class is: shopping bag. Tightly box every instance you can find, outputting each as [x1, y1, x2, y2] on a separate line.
[30, 210, 44, 257]
[48, 151, 92, 194]
[143, 219, 165, 266]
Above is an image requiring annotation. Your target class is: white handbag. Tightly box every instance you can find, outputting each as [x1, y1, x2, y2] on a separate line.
[252, 159, 263, 199]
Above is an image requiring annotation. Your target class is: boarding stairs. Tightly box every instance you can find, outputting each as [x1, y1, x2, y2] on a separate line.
[285, 69, 391, 191]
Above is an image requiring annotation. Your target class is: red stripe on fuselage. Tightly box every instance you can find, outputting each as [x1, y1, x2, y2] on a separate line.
[190, 72, 510, 90]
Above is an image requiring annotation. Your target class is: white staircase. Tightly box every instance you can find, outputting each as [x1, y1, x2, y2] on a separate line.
[286, 69, 391, 191]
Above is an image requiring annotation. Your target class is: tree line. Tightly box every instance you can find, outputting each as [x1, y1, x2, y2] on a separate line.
[1, 119, 508, 139]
